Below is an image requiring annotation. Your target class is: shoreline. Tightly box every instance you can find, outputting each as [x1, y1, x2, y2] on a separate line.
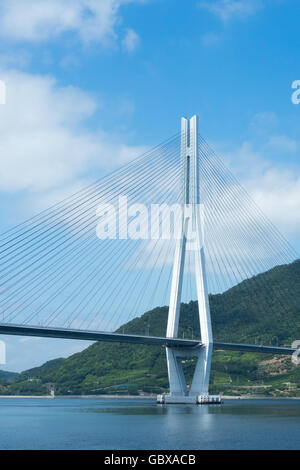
[0, 394, 155, 399]
[0, 394, 300, 400]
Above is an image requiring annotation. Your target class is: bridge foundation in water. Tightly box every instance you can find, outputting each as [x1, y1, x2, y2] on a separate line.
[157, 394, 222, 405]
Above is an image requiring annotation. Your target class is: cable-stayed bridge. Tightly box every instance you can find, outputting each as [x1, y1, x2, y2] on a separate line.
[0, 115, 298, 404]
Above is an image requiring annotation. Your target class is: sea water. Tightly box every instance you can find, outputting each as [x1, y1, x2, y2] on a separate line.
[0, 398, 299, 450]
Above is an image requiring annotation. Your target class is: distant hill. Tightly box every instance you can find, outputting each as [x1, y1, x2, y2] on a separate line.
[2, 260, 300, 397]
[0, 370, 19, 394]
[0, 370, 19, 383]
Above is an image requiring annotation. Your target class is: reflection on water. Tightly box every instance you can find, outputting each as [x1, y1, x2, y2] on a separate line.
[0, 398, 299, 450]
[210, 400, 300, 418]
[81, 399, 300, 418]
[81, 403, 201, 416]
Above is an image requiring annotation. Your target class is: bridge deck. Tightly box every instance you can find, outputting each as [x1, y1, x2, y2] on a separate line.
[213, 341, 296, 356]
[0, 323, 297, 355]
[0, 323, 200, 348]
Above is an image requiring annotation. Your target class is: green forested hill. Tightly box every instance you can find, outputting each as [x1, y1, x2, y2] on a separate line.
[0, 370, 19, 394]
[3, 260, 300, 397]
[0, 370, 19, 383]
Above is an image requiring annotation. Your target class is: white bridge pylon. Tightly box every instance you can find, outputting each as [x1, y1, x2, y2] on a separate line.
[158, 115, 217, 405]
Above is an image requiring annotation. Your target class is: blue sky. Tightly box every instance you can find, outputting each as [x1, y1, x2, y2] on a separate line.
[0, 0, 300, 371]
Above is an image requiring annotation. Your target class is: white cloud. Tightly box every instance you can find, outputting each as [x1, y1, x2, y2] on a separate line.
[220, 139, 300, 239]
[0, 0, 142, 46]
[199, 0, 264, 21]
[249, 169, 300, 238]
[122, 28, 140, 52]
[264, 135, 298, 153]
[0, 68, 145, 207]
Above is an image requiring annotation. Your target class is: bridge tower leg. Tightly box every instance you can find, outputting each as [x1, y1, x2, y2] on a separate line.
[157, 116, 220, 405]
